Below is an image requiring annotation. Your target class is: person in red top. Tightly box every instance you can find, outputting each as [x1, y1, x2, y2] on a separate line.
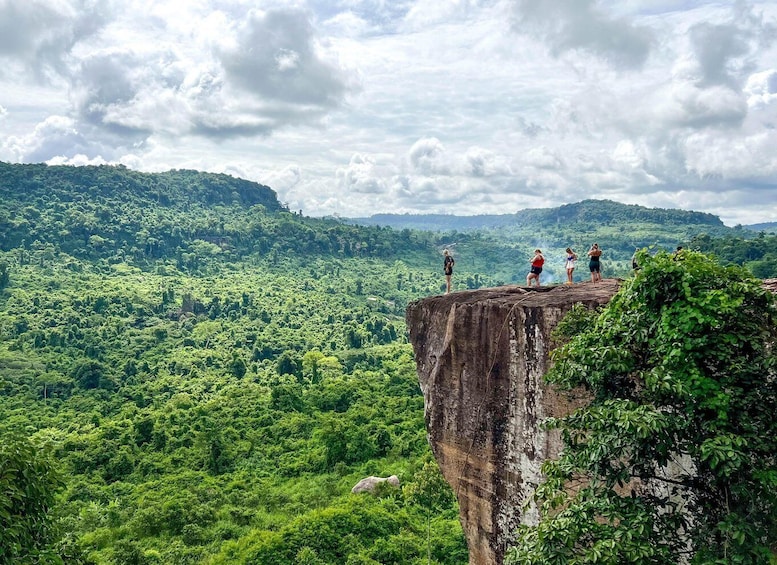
[526, 249, 544, 287]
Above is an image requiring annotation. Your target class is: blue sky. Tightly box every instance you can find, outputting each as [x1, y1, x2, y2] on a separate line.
[1, 0, 776, 225]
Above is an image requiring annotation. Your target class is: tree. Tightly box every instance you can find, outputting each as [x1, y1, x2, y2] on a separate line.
[302, 350, 325, 383]
[71, 359, 112, 390]
[0, 434, 63, 564]
[276, 350, 302, 377]
[404, 460, 456, 565]
[228, 352, 247, 378]
[507, 250, 777, 564]
[0, 260, 9, 289]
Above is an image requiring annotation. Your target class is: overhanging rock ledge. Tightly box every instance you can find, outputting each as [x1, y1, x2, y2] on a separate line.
[406, 280, 619, 565]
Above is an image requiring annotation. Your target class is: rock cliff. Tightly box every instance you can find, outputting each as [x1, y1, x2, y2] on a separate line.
[406, 281, 621, 565]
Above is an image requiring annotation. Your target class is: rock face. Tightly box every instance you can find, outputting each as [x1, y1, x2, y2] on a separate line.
[406, 281, 621, 565]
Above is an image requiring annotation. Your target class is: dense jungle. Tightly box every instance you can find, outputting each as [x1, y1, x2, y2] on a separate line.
[1, 161, 776, 564]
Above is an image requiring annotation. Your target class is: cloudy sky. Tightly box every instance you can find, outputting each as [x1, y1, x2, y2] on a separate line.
[1, 0, 777, 225]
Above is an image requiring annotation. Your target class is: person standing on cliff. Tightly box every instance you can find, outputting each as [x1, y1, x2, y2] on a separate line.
[443, 249, 455, 294]
[588, 243, 602, 283]
[565, 247, 578, 284]
[527, 249, 545, 287]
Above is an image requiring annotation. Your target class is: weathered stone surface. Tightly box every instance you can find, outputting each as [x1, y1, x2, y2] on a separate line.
[351, 474, 400, 494]
[406, 280, 621, 565]
[407, 278, 777, 565]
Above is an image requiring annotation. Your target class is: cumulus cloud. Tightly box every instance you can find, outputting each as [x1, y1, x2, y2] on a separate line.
[337, 153, 391, 194]
[510, 0, 654, 69]
[260, 165, 304, 194]
[3, 116, 89, 162]
[46, 153, 109, 167]
[71, 50, 155, 134]
[1, 1, 355, 160]
[688, 21, 751, 88]
[408, 137, 450, 175]
[0, 0, 113, 79]
[465, 147, 512, 177]
[745, 68, 777, 108]
[218, 9, 350, 107]
[683, 129, 777, 179]
[524, 146, 564, 170]
[657, 80, 748, 129]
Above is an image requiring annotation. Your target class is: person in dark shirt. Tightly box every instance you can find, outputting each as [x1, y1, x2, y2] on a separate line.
[443, 249, 455, 294]
[588, 243, 602, 283]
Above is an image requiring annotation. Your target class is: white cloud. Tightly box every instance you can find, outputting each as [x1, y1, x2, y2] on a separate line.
[684, 130, 777, 179]
[260, 165, 304, 194]
[0, 0, 112, 76]
[402, 0, 480, 30]
[321, 10, 373, 37]
[46, 153, 109, 167]
[524, 146, 563, 170]
[408, 137, 450, 175]
[658, 80, 748, 129]
[464, 147, 512, 177]
[3, 115, 84, 162]
[745, 68, 777, 108]
[2, 2, 355, 147]
[218, 8, 350, 106]
[509, 0, 654, 69]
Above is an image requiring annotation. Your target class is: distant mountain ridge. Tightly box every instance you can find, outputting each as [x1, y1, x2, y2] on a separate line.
[347, 199, 726, 231]
[743, 222, 777, 232]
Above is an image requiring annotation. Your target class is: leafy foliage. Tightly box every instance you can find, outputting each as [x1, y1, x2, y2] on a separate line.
[506, 251, 777, 564]
[0, 434, 63, 565]
[1, 162, 774, 563]
[688, 232, 777, 278]
[0, 162, 473, 563]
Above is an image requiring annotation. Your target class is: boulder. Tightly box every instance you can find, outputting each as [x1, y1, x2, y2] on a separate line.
[351, 474, 400, 494]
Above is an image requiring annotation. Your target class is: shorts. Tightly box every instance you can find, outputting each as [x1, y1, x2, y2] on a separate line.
[589, 261, 600, 273]
[565, 260, 575, 270]
[530, 266, 542, 275]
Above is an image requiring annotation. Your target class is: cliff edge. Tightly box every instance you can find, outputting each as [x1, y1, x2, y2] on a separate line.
[406, 281, 620, 565]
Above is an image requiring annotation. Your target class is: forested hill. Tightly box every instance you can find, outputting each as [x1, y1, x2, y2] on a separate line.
[744, 221, 777, 232]
[349, 199, 727, 232]
[0, 162, 282, 209]
[0, 161, 435, 266]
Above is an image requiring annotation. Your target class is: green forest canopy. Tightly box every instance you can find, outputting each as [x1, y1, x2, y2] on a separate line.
[1, 162, 775, 563]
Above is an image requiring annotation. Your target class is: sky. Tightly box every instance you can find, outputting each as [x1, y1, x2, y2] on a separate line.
[1, 1, 777, 226]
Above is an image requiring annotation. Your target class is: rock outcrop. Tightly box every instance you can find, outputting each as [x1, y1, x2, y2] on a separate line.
[406, 281, 621, 565]
[351, 475, 400, 494]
